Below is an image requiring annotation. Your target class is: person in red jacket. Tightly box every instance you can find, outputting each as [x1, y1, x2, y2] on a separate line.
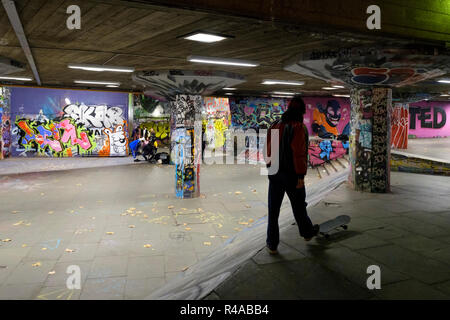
[265, 97, 319, 254]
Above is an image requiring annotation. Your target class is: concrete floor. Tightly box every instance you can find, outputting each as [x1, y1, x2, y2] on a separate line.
[401, 138, 450, 162]
[0, 159, 329, 300]
[203, 172, 450, 300]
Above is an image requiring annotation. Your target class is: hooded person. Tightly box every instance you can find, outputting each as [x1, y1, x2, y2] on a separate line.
[264, 96, 319, 254]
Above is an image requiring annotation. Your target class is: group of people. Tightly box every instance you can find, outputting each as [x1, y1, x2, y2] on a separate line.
[129, 127, 157, 162]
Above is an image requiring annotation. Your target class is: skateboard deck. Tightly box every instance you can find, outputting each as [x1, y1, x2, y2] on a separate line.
[319, 215, 351, 238]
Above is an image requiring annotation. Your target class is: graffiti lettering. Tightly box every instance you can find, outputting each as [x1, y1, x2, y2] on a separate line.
[62, 104, 124, 133]
[410, 106, 447, 130]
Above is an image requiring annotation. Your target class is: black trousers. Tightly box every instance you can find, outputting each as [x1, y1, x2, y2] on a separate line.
[266, 172, 314, 250]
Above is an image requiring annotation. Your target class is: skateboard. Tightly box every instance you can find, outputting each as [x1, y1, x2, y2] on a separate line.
[319, 215, 351, 239]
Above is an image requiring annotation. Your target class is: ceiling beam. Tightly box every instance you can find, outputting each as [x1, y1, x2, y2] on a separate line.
[2, 0, 42, 85]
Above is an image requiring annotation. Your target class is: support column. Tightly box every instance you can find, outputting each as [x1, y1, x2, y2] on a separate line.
[349, 87, 392, 193]
[171, 94, 202, 199]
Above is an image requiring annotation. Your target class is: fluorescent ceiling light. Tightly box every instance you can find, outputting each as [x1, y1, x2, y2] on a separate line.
[272, 94, 294, 98]
[0, 76, 33, 81]
[68, 64, 134, 73]
[440, 94, 449, 97]
[262, 80, 304, 86]
[74, 80, 121, 86]
[322, 87, 339, 90]
[187, 55, 259, 67]
[225, 93, 234, 95]
[332, 85, 345, 88]
[272, 91, 299, 95]
[106, 85, 120, 88]
[333, 94, 350, 98]
[437, 79, 450, 84]
[184, 32, 227, 43]
[223, 87, 237, 90]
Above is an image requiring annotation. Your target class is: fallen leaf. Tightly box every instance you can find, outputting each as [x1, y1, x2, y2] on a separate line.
[234, 228, 241, 231]
[168, 205, 174, 209]
[13, 221, 24, 226]
[48, 211, 54, 214]
[120, 213, 127, 216]
[65, 248, 76, 253]
[11, 210, 19, 214]
[106, 232, 115, 235]
[48, 271, 56, 275]
[79, 206, 84, 209]
[129, 208, 136, 211]
[245, 204, 251, 208]
[143, 244, 152, 248]
[128, 225, 136, 228]
[248, 219, 254, 223]
[32, 262, 41, 267]
[1, 239, 12, 242]
[182, 266, 188, 271]
[203, 242, 212, 246]
[185, 227, 192, 231]
[22, 244, 27, 247]
[136, 211, 143, 214]
[239, 221, 249, 225]
[221, 236, 229, 239]
[41, 247, 48, 251]
[181, 208, 187, 211]
[91, 217, 96, 220]
[209, 235, 216, 238]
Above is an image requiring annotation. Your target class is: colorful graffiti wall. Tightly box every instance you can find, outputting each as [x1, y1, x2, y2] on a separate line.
[230, 97, 351, 166]
[0, 87, 11, 159]
[9, 87, 129, 157]
[408, 101, 450, 138]
[391, 103, 409, 149]
[203, 97, 231, 149]
[171, 95, 202, 199]
[349, 88, 392, 193]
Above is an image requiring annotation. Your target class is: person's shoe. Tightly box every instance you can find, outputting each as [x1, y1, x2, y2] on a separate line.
[266, 246, 278, 255]
[304, 224, 320, 241]
[134, 159, 140, 162]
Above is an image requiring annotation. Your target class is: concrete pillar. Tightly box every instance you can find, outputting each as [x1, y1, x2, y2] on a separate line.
[171, 94, 202, 198]
[349, 87, 392, 193]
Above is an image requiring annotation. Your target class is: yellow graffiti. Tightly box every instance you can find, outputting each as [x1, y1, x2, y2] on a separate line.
[140, 121, 170, 144]
[213, 119, 228, 148]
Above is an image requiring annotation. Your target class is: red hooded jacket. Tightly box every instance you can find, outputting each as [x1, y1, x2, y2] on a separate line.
[265, 120, 309, 179]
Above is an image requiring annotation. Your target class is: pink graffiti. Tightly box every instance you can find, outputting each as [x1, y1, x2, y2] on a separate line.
[59, 119, 92, 150]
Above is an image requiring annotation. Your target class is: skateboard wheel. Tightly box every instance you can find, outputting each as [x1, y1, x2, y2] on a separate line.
[342, 225, 348, 230]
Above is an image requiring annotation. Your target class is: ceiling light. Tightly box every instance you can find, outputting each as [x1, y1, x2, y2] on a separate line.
[187, 55, 259, 67]
[272, 95, 294, 98]
[183, 32, 228, 43]
[322, 87, 339, 90]
[332, 94, 350, 98]
[332, 85, 345, 88]
[74, 80, 121, 86]
[225, 93, 234, 95]
[262, 80, 304, 86]
[223, 87, 237, 90]
[106, 85, 120, 88]
[440, 94, 449, 97]
[0, 76, 33, 81]
[272, 91, 299, 95]
[68, 64, 134, 73]
[437, 79, 450, 84]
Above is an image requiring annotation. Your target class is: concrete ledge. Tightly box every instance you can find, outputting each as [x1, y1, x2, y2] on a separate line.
[391, 151, 450, 176]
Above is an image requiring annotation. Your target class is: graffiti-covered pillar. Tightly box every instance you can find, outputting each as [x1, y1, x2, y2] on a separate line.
[391, 103, 409, 150]
[349, 87, 392, 193]
[171, 94, 203, 199]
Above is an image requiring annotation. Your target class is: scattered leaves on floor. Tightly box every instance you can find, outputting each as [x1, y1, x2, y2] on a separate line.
[106, 232, 115, 235]
[32, 262, 41, 267]
[143, 244, 152, 248]
[48, 271, 56, 275]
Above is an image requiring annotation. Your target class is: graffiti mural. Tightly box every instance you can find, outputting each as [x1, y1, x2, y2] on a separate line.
[391, 103, 409, 149]
[0, 86, 11, 159]
[230, 97, 351, 166]
[285, 47, 450, 88]
[203, 97, 231, 150]
[139, 120, 171, 147]
[349, 88, 391, 193]
[15, 117, 96, 157]
[9, 87, 129, 157]
[409, 102, 450, 138]
[172, 95, 202, 199]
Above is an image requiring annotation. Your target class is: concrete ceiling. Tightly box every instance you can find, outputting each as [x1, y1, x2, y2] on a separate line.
[0, 0, 449, 99]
